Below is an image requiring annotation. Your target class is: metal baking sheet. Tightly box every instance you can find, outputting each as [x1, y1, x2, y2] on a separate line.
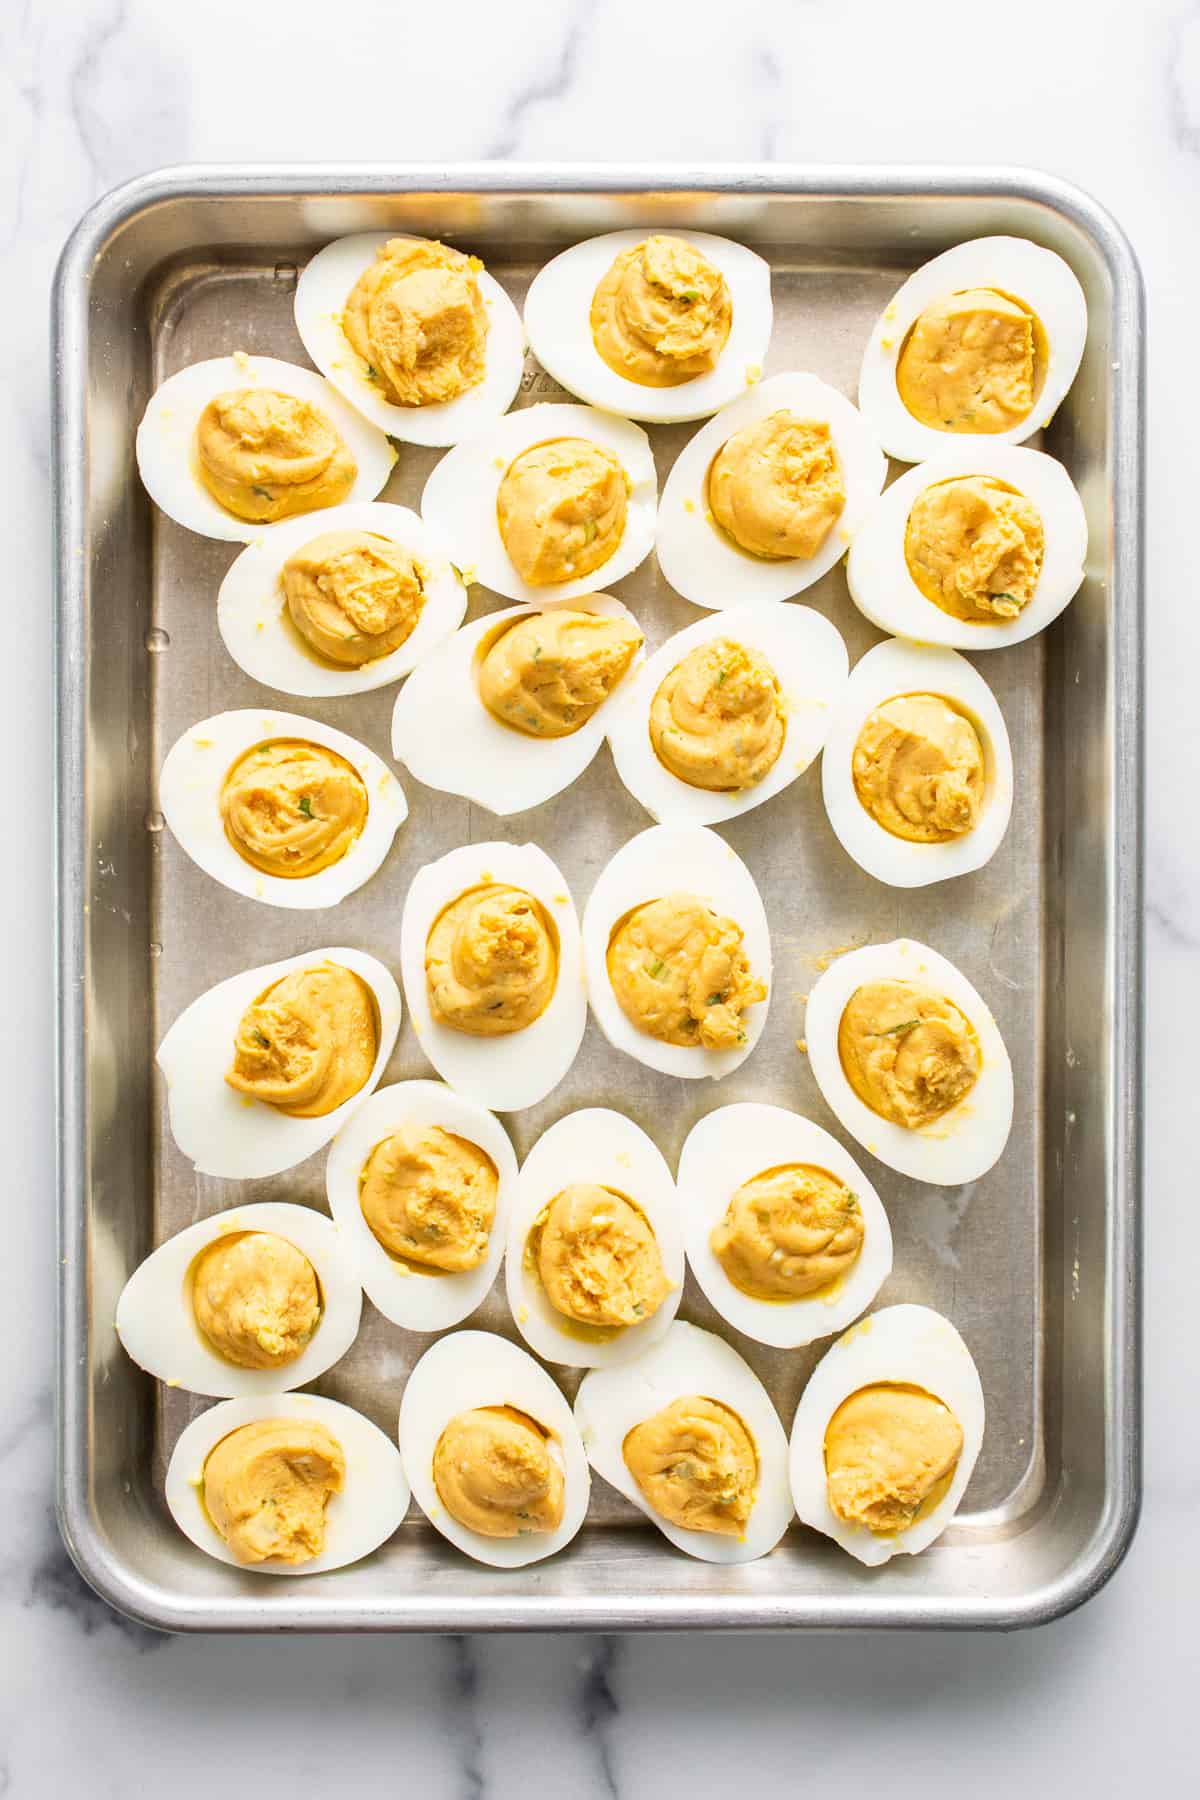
[53, 166, 1143, 1632]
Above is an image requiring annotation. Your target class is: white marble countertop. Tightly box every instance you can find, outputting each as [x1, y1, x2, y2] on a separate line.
[2, 0, 1195, 1790]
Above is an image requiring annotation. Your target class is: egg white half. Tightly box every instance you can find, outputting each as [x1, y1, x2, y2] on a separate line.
[398, 1330, 590, 1567]
[293, 234, 525, 446]
[159, 708, 407, 910]
[574, 1320, 793, 1563]
[677, 1103, 892, 1350]
[135, 353, 396, 542]
[420, 402, 657, 603]
[606, 603, 848, 827]
[581, 824, 772, 1081]
[655, 372, 886, 607]
[116, 1201, 361, 1398]
[217, 501, 466, 698]
[157, 946, 402, 1180]
[821, 639, 1013, 887]
[858, 237, 1088, 463]
[399, 841, 586, 1113]
[789, 1303, 985, 1565]
[390, 594, 643, 815]
[165, 1391, 410, 1575]
[325, 1080, 517, 1333]
[848, 445, 1087, 650]
[505, 1108, 684, 1370]
[805, 938, 1014, 1184]
[524, 229, 773, 424]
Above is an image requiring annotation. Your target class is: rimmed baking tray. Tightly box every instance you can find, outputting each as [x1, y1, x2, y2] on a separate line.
[53, 165, 1143, 1632]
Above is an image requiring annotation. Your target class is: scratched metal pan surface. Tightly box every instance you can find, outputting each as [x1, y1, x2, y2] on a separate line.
[53, 166, 1143, 1632]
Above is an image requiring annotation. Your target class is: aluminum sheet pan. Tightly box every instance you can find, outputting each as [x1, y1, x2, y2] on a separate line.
[53, 166, 1143, 1632]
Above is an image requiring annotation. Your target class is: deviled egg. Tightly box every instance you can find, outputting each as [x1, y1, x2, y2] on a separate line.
[858, 236, 1087, 463]
[116, 1201, 361, 1397]
[159, 709, 406, 909]
[805, 939, 1013, 1185]
[157, 946, 401, 1180]
[391, 594, 643, 814]
[325, 1081, 517, 1333]
[400, 841, 586, 1112]
[606, 604, 847, 827]
[678, 1104, 892, 1350]
[166, 1391, 410, 1574]
[582, 825, 771, 1081]
[847, 445, 1088, 649]
[575, 1320, 792, 1563]
[294, 232, 525, 446]
[524, 229, 772, 424]
[136, 352, 395, 542]
[505, 1108, 683, 1369]
[398, 1330, 590, 1567]
[656, 372, 885, 607]
[421, 402, 657, 603]
[217, 501, 466, 697]
[789, 1303, 985, 1565]
[821, 639, 1013, 887]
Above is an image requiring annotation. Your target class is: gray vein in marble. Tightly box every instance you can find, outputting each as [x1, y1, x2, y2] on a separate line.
[68, 0, 188, 194]
[483, 0, 603, 160]
[0, 1384, 51, 1462]
[446, 1636, 485, 1800]
[753, 43, 784, 162]
[25, 1510, 163, 1653]
[1167, 1, 1200, 153]
[577, 1636, 621, 1800]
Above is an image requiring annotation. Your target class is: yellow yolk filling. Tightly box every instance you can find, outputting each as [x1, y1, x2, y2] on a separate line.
[710, 1163, 864, 1302]
[525, 1184, 669, 1331]
[190, 1231, 321, 1369]
[343, 236, 489, 408]
[219, 738, 368, 879]
[203, 1417, 345, 1565]
[649, 637, 785, 792]
[824, 1382, 963, 1534]
[425, 883, 557, 1037]
[852, 693, 985, 843]
[623, 1394, 757, 1535]
[432, 1406, 564, 1538]
[225, 961, 378, 1118]
[708, 412, 845, 560]
[478, 608, 642, 738]
[904, 475, 1046, 622]
[282, 530, 426, 666]
[895, 287, 1045, 434]
[195, 386, 356, 523]
[496, 438, 629, 586]
[607, 893, 766, 1050]
[358, 1123, 498, 1272]
[591, 234, 732, 388]
[837, 979, 980, 1131]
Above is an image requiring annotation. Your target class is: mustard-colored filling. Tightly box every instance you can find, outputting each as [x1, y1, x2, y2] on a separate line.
[343, 236, 488, 408]
[191, 1231, 321, 1369]
[623, 1394, 757, 1535]
[895, 288, 1045, 434]
[607, 893, 766, 1049]
[904, 475, 1046, 622]
[426, 883, 557, 1037]
[225, 960, 378, 1118]
[708, 412, 845, 560]
[219, 738, 368, 879]
[591, 234, 732, 388]
[432, 1405, 564, 1538]
[649, 637, 785, 792]
[195, 387, 356, 523]
[358, 1123, 498, 1272]
[203, 1417, 345, 1565]
[852, 694, 985, 843]
[837, 979, 980, 1131]
[282, 529, 426, 666]
[478, 608, 642, 737]
[824, 1382, 963, 1534]
[496, 438, 629, 586]
[710, 1163, 864, 1302]
[525, 1184, 669, 1330]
